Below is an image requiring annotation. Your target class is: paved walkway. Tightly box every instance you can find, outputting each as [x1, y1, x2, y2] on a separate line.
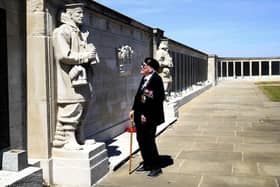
[96, 80, 280, 187]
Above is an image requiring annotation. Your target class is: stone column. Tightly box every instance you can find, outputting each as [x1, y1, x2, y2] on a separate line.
[208, 55, 217, 85]
[27, 0, 54, 184]
[259, 61, 262, 77]
[233, 61, 236, 79]
[249, 61, 252, 77]
[241, 61, 244, 78]
[269, 60, 272, 76]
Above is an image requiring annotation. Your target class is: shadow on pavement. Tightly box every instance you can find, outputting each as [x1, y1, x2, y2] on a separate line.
[159, 155, 174, 168]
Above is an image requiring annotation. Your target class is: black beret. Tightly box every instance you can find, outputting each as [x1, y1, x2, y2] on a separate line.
[144, 57, 160, 72]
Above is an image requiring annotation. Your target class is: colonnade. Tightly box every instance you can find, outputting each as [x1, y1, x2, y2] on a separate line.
[170, 51, 208, 93]
[218, 58, 280, 79]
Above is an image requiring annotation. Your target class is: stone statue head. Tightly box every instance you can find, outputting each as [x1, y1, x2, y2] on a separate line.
[158, 40, 169, 52]
[62, 3, 85, 26]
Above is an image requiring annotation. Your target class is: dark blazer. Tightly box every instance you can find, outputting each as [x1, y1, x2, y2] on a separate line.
[132, 72, 165, 126]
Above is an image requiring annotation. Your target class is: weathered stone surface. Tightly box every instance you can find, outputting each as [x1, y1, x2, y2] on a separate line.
[232, 162, 258, 176]
[243, 136, 280, 144]
[258, 162, 280, 177]
[235, 144, 280, 153]
[217, 136, 243, 143]
[179, 161, 232, 176]
[98, 172, 201, 187]
[201, 176, 277, 187]
[244, 152, 280, 163]
[177, 151, 242, 162]
[192, 143, 234, 152]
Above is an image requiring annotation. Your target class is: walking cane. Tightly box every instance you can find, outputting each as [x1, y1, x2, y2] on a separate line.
[128, 119, 134, 174]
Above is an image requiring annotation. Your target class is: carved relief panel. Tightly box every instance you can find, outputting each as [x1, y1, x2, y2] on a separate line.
[116, 45, 134, 76]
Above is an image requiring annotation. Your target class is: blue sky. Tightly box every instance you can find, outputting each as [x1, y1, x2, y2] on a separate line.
[97, 0, 280, 57]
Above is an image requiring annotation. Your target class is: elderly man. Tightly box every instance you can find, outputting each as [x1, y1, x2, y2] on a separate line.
[52, 2, 99, 150]
[130, 57, 165, 177]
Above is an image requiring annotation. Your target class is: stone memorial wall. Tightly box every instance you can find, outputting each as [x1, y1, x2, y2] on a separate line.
[3, 0, 216, 185]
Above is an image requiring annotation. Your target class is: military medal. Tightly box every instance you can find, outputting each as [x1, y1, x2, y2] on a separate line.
[141, 94, 146, 103]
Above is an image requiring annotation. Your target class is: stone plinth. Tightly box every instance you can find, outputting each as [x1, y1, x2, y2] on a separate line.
[164, 102, 178, 119]
[2, 149, 28, 171]
[52, 142, 109, 187]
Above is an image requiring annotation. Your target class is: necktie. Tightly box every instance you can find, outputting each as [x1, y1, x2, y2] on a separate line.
[141, 78, 147, 89]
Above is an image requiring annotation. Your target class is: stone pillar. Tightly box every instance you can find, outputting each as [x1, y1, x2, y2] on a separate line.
[208, 55, 217, 85]
[249, 61, 252, 77]
[259, 61, 262, 77]
[241, 61, 244, 78]
[233, 61, 236, 79]
[269, 60, 272, 76]
[27, 0, 54, 184]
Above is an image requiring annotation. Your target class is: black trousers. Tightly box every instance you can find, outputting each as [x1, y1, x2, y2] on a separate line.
[135, 122, 160, 170]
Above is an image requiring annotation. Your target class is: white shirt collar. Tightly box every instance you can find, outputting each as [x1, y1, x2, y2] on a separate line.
[142, 71, 154, 89]
[144, 72, 153, 81]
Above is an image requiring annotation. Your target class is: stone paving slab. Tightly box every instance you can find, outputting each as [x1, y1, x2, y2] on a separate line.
[232, 161, 259, 176]
[98, 171, 201, 187]
[200, 176, 277, 187]
[179, 161, 232, 176]
[243, 136, 280, 144]
[177, 151, 242, 162]
[237, 131, 280, 137]
[191, 142, 234, 152]
[163, 135, 218, 143]
[235, 143, 280, 153]
[96, 80, 280, 187]
[244, 152, 280, 163]
[202, 129, 235, 136]
[246, 125, 280, 131]
[258, 163, 280, 177]
[217, 136, 243, 143]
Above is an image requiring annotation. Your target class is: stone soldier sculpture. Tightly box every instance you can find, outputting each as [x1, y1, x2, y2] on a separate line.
[52, 2, 99, 150]
[155, 40, 173, 99]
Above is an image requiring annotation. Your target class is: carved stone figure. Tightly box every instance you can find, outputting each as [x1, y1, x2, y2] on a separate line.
[52, 3, 99, 150]
[155, 40, 173, 98]
[117, 45, 134, 75]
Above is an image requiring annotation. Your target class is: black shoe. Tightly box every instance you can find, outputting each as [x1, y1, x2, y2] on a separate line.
[147, 168, 162, 177]
[135, 165, 149, 173]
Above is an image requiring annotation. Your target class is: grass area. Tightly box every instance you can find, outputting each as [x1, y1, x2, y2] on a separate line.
[255, 81, 280, 85]
[255, 81, 280, 101]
